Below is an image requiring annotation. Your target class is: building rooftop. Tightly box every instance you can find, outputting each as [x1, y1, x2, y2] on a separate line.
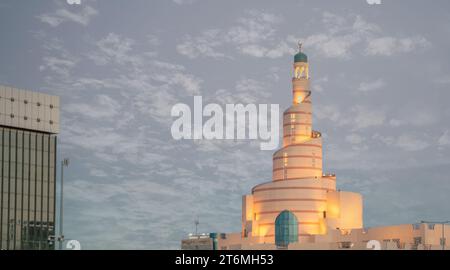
[0, 85, 60, 134]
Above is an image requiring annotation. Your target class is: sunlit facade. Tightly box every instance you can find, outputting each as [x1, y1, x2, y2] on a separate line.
[181, 48, 450, 250]
[0, 85, 59, 250]
[239, 45, 363, 245]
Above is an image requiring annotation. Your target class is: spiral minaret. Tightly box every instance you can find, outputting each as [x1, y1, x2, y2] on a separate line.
[241, 45, 362, 247]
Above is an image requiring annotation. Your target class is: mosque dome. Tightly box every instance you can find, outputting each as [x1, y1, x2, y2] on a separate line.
[294, 51, 308, 63]
[294, 42, 308, 63]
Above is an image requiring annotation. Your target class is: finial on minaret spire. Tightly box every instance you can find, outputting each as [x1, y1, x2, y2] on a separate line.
[294, 41, 308, 63]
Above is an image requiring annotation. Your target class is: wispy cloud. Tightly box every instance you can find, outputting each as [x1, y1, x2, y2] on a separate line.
[351, 106, 386, 130]
[210, 78, 271, 104]
[315, 104, 385, 130]
[177, 10, 295, 59]
[346, 133, 364, 144]
[365, 36, 431, 56]
[88, 33, 140, 66]
[65, 94, 121, 119]
[358, 79, 385, 92]
[37, 5, 98, 27]
[228, 10, 281, 43]
[39, 56, 78, 77]
[433, 75, 450, 85]
[395, 134, 429, 151]
[389, 111, 437, 127]
[177, 10, 431, 61]
[299, 13, 430, 59]
[372, 133, 430, 152]
[177, 29, 227, 59]
[172, 0, 198, 5]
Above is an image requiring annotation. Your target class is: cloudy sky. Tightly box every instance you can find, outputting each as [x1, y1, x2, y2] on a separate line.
[1, 0, 450, 249]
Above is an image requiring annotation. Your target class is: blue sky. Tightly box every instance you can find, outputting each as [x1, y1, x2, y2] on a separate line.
[1, 0, 450, 249]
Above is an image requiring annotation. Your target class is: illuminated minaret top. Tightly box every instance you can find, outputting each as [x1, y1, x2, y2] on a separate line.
[293, 43, 310, 105]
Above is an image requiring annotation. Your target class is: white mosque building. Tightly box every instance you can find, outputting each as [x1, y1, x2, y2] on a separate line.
[181, 45, 450, 250]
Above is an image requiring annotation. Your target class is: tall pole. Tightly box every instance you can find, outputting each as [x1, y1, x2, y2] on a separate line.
[59, 159, 69, 250]
[194, 216, 199, 235]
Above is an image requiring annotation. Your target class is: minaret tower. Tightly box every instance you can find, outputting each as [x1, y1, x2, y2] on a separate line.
[275, 42, 323, 180]
[241, 44, 363, 248]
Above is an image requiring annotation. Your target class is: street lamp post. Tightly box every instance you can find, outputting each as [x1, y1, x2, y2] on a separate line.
[59, 158, 69, 250]
[421, 220, 450, 250]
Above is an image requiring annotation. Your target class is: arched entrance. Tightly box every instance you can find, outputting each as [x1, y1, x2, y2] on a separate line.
[275, 210, 299, 247]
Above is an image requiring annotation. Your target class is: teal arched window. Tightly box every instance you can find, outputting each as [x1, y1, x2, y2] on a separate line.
[275, 210, 299, 247]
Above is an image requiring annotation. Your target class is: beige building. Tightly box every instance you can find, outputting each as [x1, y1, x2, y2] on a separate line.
[0, 86, 59, 134]
[0, 85, 60, 250]
[181, 46, 450, 250]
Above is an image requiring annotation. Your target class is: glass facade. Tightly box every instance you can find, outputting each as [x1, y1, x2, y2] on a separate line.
[0, 127, 57, 250]
[275, 210, 299, 247]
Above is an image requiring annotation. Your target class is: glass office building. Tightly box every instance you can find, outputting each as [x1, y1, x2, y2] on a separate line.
[0, 85, 59, 250]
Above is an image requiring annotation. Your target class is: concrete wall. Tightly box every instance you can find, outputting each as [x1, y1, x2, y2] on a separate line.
[326, 191, 363, 230]
[245, 178, 338, 241]
[200, 224, 450, 250]
[0, 85, 59, 134]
